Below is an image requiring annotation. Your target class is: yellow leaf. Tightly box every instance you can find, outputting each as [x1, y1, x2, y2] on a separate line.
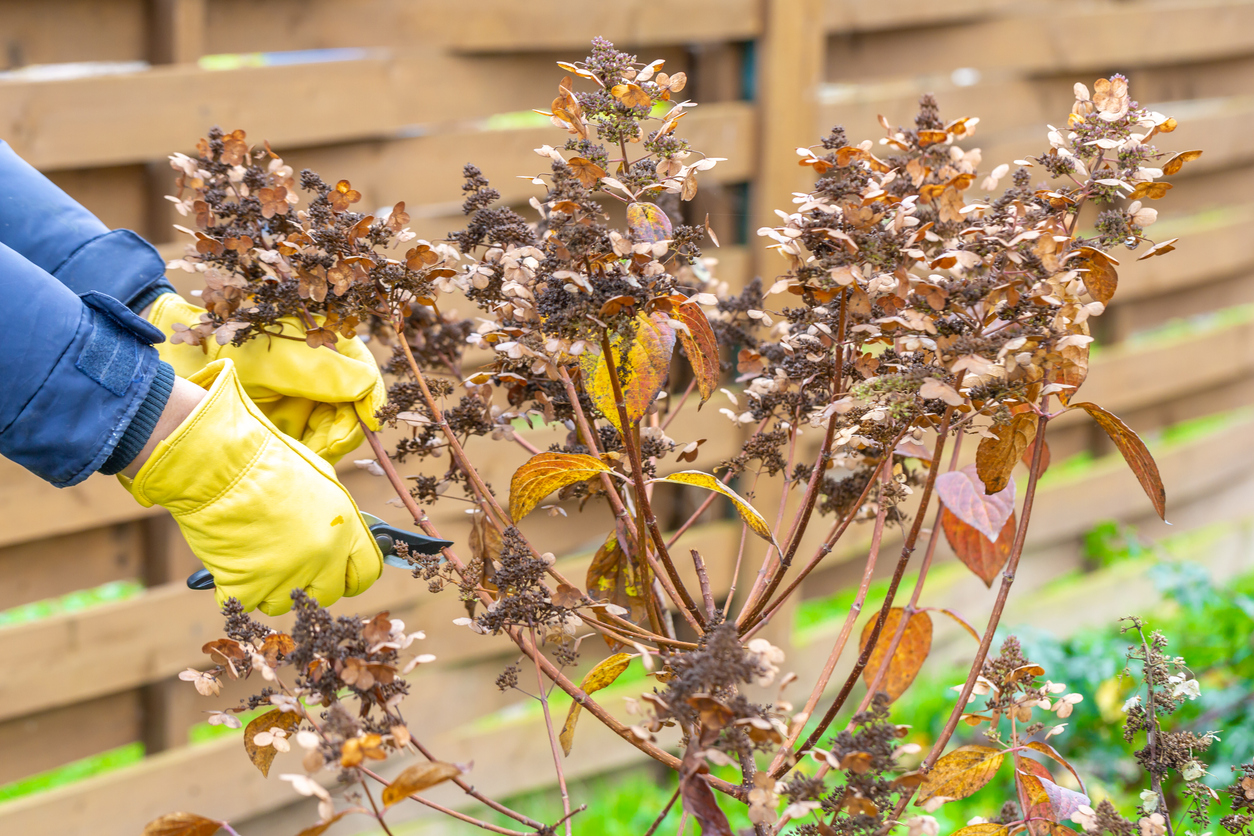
[560, 653, 633, 755]
[243, 709, 302, 777]
[580, 313, 676, 434]
[143, 813, 222, 836]
[672, 300, 720, 404]
[951, 826, 1010, 836]
[509, 452, 613, 521]
[859, 609, 932, 701]
[650, 471, 774, 543]
[917, 745, 1005, 803]
[382, 762, 465, 807]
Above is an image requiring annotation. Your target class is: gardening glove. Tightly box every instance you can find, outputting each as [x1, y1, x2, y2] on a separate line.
[119, 358, 383, 615]
[145, 293, 386, 464]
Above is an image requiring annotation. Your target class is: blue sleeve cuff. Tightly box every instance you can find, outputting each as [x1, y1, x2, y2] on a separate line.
[98, 360, 176, 475]
[129, 283, 179, 314]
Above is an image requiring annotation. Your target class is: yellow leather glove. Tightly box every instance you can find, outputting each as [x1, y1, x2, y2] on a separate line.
[147, 294, 386, 464]
[120, 359, 383, 615]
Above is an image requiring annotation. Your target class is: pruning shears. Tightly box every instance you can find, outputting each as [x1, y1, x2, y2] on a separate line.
[185, 512, 454, 590]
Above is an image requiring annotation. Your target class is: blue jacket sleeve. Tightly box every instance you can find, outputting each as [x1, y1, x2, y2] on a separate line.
[0, 241, 174, 487]
[0, 140, 176, 312]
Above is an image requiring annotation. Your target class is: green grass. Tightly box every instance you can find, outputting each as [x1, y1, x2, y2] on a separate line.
[0, 579, 143, 628]
[0, 743, 144, 803]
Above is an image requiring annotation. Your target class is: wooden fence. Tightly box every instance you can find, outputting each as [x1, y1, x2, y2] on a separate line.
[1, 1, 1252, 833]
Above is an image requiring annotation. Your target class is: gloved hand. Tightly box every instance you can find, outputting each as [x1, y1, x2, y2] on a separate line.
[120, 358, 383, 615]
[146, 293, 386, 464]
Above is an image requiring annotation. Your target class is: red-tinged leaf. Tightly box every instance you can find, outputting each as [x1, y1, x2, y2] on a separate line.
[936, 464, 1015, 542]
[1022, 435, 1051, 472]
[673, 299, 720, 404]
[916, 745, 1005, 803]
[1016, 763, 1057, 836]
[680, 768, 732, 835]
[509, 452, 613, 521]
[143, 813, 222, 836]
[626, 202, 673, 243]
[1025, 741, 1087, 795]
[976, 413, 1037, 494]
[244, 709, 302, 777]
[581, 313, 676, 433]
[859, 609, 932, 701]
[1036, 774, 1091, 821]
[941, 506, 1015, 588]
[1069, 402, 1166, 519]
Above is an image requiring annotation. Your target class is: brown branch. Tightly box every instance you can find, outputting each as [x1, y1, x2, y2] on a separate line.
[358, 775, 397, 836]
[598, 331, 704, 628]
[737, 411, 840, 629]
[788, 406, 957, 763]
[691, 549, 716, 622]
[880, 411, 1051, 830]
[660, 376, 698, 432]
[530, 627, 573, 836]
[855, 431, 965, 713]
[767, 459, 892, 776]
[405, 737, 544, 829]
[360, 766, 530, 836]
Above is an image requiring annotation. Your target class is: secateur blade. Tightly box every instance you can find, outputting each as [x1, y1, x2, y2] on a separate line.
[185, 513, 453, 590]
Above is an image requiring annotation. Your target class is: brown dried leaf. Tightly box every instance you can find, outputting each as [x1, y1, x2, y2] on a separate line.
[1161, 150, 1202, 176]
[859, 609, 932, 701]
[142, 813, 222, 836]
[941, 506, 1015, 588]
[382, 762, 465, 807]
[509, 452, 613, 521]
[560, 653, 633, 755]
[917, 745, 1005, 803]
[611, 82, 652, 109]
[1069, 402, 1166, 519]
[567, 156, 607, 188]
[243, 709, 302, 777]
[294, 811, 352, 836]
[976, 413, 1038, 494]
[1136, 238, 1179, 261]
[1074, 247, 1118, 304]
[1129, 181, 1172, 200]
[936, 464, 1016, 542]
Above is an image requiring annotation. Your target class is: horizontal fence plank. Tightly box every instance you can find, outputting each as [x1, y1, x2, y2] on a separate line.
[826, 0, 1254, 82]
[198, 0, 761, 55]
[0, 0, 147, 70]
[0, 522, 142, 611]
[0, 691, 142, 786]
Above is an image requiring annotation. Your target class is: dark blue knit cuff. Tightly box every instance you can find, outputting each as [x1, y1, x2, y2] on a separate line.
[128, 283, 178, 315]
[99, 360, 176, 475]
